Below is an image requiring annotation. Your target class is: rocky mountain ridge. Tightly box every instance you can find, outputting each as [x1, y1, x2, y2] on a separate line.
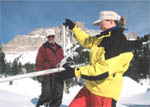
[3, 21, 138, 53]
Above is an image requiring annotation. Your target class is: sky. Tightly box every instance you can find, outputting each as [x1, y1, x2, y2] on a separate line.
[0, 0, 150, 43]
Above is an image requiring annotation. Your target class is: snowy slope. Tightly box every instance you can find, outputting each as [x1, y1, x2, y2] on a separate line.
[0, 77, 150, 107]
[117, 77, 150, 107]
[0, 89, 33, 107]
[0, 78, 41, 97]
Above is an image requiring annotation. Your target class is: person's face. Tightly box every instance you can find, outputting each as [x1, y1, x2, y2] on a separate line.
[47, 35, 55, 44]
[99, 20, 116, 31]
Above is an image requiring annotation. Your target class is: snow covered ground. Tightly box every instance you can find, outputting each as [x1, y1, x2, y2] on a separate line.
[117, 77, 150, 107]
[0, 77, 150, 107]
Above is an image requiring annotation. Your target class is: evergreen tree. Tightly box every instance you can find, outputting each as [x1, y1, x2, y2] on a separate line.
[10, 56, 22, 76]
[0, 43, 7, 75]
[124, 34, 150, 81]
[23, 63, 35, 73]
[4, 62, 11, 77]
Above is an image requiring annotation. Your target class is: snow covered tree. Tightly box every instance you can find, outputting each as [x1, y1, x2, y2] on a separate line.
[74, 44, 89, 64]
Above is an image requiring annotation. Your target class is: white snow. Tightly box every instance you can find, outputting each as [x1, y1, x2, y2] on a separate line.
[5, 51, 38, 64]
[0, 78, 41, 97]
[117, 77, 150, 107]
[0, 76, 149, 107]
[120, 77, 148, 97]
[0, 89, 33, 107]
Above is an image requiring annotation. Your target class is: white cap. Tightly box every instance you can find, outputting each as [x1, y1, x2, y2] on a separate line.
[93, 11, 121, 26]
[46, 29, 56, 37]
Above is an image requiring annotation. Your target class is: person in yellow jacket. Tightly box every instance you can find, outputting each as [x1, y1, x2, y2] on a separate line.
[55, 11, 135, 107]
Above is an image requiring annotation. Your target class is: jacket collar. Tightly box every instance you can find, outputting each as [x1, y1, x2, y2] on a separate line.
[101, 25, 121, 35]
[96, 26, 123, 38]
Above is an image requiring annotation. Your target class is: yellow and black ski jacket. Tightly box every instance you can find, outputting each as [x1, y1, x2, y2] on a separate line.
[72, 25, 134, 101]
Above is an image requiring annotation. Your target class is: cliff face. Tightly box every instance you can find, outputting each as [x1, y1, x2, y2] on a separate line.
[4, 35, 45, 52]
[3, 22, 138, 53]
[3, 27, 64, 52]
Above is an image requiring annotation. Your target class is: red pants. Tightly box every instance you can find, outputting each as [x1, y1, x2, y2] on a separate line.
[69, 87, 116, 107]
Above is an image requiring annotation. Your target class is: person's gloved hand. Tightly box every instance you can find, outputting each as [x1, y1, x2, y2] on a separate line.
[63, 19, 75, 30]
[55, 63, 75, 80]
[62, 62, 74, 71]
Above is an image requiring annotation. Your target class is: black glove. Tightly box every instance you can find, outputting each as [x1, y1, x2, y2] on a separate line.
[62, 62, 74, 70]
[63, 19, 75, 30]
[55, 63, 75, 80]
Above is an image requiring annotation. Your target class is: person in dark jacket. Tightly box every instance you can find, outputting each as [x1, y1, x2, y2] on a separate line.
[55, 11, 137, 107]
[35, 29, 64, 107]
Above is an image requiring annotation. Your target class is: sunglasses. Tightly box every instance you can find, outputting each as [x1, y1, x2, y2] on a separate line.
[47, 35, 55, 38]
